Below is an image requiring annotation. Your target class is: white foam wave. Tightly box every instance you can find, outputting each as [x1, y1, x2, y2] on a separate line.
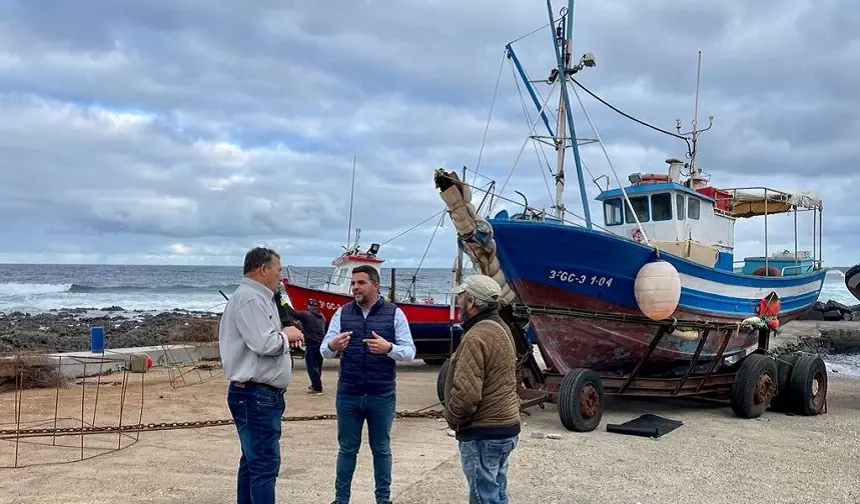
[823, 355, 860, 379]
[0, 282, 72, 296]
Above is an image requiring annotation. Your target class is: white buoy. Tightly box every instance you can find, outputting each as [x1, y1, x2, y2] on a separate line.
[633, 259, 682, 320]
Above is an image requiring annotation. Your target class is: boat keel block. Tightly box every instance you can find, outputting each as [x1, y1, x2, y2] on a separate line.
[730, 353, 778, 419]
[558, 368, 605, 432]
[606, 413, 683, 438]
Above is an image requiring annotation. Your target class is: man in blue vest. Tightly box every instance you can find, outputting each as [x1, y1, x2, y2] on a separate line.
[321, 264, 415, 504]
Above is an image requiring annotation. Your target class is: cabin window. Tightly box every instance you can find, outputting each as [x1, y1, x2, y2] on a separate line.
[688, 197, 700, 220]
[676, 194, 685, 220]
[624, 196, 650, 223]
[651, 193, 672, 221]
[603, 198, 623, 226]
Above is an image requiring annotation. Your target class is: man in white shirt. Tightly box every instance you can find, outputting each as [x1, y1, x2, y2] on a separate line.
[219, 247, 304, 504]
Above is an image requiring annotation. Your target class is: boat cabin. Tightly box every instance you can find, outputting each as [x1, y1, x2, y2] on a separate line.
[596, 159, 736, 271]
[595, 158, 823, 276]
[325, 229, 384, 294]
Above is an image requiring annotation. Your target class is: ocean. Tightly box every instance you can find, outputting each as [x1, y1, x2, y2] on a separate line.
[1, 264, 858, 375]
[0, 264, 458, 314]
[0, 264, 855, 315]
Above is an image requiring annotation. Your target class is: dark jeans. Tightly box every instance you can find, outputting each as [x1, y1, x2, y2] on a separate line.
[227, 381, 286, 504]
[305, 342, 323, 391]
[334, 390, 396, 503]
[458, 436, 518, 504]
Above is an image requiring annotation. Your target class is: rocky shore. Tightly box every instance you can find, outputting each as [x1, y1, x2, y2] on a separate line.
[798, 299, 860, 321]
[0, 308, 219, 354]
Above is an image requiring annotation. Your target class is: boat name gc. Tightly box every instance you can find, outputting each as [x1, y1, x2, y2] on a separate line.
[549, 269, 615, 287]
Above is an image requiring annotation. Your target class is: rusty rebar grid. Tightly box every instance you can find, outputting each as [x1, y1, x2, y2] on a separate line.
[160, 315, 224, 390]
[160, 341, 223, 389]
[0, 349, 145, 469]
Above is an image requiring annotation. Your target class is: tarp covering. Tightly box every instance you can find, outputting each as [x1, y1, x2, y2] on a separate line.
[723, 187, 822, 218]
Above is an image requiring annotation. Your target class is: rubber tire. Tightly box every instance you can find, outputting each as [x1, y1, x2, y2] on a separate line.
[769, 353, 800, 413]
[730, 353, 778, 419]
[436, 358, 451, 406]
[786, 354, 828, 416]
[557, 368, 604, 432]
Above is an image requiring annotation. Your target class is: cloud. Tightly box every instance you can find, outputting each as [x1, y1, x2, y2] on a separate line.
[0, 0, 856, 269]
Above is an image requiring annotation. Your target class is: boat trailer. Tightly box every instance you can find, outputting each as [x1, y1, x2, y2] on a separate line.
[437, 304, 828, 432]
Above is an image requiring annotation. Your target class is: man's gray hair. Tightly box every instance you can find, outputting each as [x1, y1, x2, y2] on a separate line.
[467, 294, 499, 312]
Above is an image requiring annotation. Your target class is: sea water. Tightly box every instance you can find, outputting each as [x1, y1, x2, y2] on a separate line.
[2, 264, 857, 376]
[0, 264, 855, 315]
[0, 264, 458, 314]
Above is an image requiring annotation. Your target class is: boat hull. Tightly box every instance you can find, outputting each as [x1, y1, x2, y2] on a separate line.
[488, 218, 826, 376]
[847, 264, 860, 302]
[282, 282, 462, 359]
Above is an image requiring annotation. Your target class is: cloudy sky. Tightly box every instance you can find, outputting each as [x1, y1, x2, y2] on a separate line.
[0, 0, 857, 268]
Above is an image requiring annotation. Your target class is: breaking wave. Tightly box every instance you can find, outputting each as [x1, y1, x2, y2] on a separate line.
[66, 283, 240, 294]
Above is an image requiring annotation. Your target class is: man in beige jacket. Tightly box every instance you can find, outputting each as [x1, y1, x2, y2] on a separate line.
[443, 274, 521, 504]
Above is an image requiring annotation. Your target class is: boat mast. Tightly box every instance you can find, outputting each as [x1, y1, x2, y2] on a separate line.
[346, 155, 357, 247]
[547, 0, 592, 228]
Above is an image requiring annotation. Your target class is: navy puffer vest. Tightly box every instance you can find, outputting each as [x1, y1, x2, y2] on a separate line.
[338, 297, 398, 396]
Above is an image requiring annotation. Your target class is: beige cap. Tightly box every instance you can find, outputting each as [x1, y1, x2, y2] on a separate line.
[451, 274, 502, 303]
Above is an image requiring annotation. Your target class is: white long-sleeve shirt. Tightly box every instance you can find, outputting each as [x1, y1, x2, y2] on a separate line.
[218, 277, 292, 389]
[320, 303, 416, 361]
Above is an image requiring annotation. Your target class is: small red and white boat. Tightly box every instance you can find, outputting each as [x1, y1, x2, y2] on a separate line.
[281, 229, 462, 364]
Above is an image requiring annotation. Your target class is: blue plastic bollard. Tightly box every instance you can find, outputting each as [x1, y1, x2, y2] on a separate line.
[90, 326, 105, 353]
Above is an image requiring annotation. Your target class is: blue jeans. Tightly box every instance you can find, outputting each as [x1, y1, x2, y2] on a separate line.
[305, 343, 323, 391]
[458, 436, 518, 504]
[227, 381, 286, 504]
[334, 391, 396, 503]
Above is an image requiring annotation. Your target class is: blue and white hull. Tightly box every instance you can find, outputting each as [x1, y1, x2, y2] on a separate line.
[486, 217, 825, 376]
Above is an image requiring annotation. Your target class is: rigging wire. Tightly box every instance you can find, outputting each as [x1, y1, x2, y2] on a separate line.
[406, 211, 447, 298]
[379, 209, 446, 246]
[472, 52, 507, 186]
[506, 21, 554, 46]
[570, 77, 692, 155]
[508, 57, 556, 204]
[492, 75, 558, 213]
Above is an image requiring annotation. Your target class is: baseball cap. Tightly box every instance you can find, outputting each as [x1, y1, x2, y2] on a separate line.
[307, 298, 319, 306]
[451, 275, 502, 303]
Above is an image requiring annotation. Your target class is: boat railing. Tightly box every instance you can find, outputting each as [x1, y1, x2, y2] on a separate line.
[285, 266, 336, 291]
[285, 265, 454, 305]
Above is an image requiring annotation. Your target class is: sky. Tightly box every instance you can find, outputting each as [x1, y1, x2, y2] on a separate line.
[0, 0, 857, 268]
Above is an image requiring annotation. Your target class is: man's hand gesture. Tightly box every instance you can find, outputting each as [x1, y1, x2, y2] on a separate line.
[328, 331, 352, 352]
[363, 331, 393, 355]
[283, 326, 304, 348]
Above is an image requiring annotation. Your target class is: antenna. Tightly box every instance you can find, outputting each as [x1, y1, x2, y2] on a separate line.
[346, 155, 356, 247]
[675, 50, 713, 177]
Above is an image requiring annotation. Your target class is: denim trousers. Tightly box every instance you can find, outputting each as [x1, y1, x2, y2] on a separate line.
[458, 436, 518, 504]
[304, 343, 323, 391]
[334, 390, 396, 503]
[227, 381, 286, 504]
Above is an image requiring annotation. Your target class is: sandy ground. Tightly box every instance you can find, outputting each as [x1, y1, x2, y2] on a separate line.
[1, 358, 859, 504]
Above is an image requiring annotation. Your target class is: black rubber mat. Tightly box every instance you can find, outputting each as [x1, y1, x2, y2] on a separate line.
[606, 414, 683, 438]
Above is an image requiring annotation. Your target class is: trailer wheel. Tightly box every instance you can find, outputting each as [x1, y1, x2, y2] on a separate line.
[769, 353, 800, 412]
[557, 368, 604, 432]
[436, 358, 451, 406]
[786, 354, 827, 416]
[730, 353, 777, 419]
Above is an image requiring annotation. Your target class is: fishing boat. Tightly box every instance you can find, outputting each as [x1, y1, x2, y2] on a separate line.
[281, 229, 462, 365]
[846, 263, 860, 302]
[433, 0, 828, 430]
